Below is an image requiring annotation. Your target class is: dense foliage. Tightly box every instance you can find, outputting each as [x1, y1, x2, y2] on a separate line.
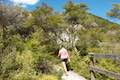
[0, 1, 120, 80]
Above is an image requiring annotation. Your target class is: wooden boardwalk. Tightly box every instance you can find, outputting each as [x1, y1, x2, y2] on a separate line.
[89, 53, 120, 80]
[61, 53, 120, 80]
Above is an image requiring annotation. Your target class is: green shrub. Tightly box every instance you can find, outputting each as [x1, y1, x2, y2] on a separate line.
[10, 50, 37, 80]
[40, 74, 58, 80]
[11, 71, 37, 80]
[69, 51, 90, 78]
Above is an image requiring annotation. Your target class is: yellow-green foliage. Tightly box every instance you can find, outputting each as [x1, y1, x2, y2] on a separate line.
[40, 74, 58, 80]
[70, 51, 90, 78]
[11, 50, 37, 80]
[97, 59, 120, 73]
[1, 53, 15, 71]
[1, 1, 120, 80]
[16, 50, 34, 69]
[11, 71, 37, 80]
[87, 47, 111, 53]
[94, 58, 120, 80]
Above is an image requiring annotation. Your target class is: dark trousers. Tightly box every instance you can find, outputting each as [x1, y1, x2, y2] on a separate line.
[61, 59, 72, 71]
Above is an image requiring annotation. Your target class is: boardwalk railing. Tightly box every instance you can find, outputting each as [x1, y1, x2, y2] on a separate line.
[89, 53, 120, 80]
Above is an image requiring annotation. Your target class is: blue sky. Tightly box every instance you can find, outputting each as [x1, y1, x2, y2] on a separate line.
[9, 0, 120, 24]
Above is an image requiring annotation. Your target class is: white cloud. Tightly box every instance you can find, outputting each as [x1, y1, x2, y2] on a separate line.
[11, 0, 39, 5]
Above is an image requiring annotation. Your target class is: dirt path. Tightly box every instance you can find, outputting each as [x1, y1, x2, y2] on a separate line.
[62, 71, 86, 80]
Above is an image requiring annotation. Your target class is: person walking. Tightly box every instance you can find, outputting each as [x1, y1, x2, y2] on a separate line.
[58, 47, 70, 75]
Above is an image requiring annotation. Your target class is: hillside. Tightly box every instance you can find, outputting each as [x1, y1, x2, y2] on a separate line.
[84, 13, 120, 29]
[0, 1, 120, 80]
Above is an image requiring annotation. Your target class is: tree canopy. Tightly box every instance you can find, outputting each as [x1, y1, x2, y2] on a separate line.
[107, 4, 120, 19]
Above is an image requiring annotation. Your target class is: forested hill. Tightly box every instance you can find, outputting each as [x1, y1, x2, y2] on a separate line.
[0, 1, 120, 80]
[81, 12, 120, 30]
[89, 13, 120, 29]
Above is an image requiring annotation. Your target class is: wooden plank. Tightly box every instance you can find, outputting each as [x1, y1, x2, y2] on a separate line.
[89, 66, 120, 79]
[89, 53, 120, 62]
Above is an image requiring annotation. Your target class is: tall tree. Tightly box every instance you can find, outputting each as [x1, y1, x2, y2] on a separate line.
[107, 4, 120, 19]
[32, 3, 65, 49]
[0, 1, 26, 57]
[63, 1, 88, 53]
[64, 1, 88, 24]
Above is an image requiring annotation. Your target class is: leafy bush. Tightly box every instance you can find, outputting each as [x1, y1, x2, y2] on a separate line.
[35, 57, 53, 74]
[10, 50, 37, 80]
[69, 51, 90, 78]
[0, 52, 19, 79]
[40, 74, 58, 80]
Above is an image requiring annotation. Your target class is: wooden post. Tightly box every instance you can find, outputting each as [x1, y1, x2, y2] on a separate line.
[117, 78, 120, 80]
[89, 53, 96, 80]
